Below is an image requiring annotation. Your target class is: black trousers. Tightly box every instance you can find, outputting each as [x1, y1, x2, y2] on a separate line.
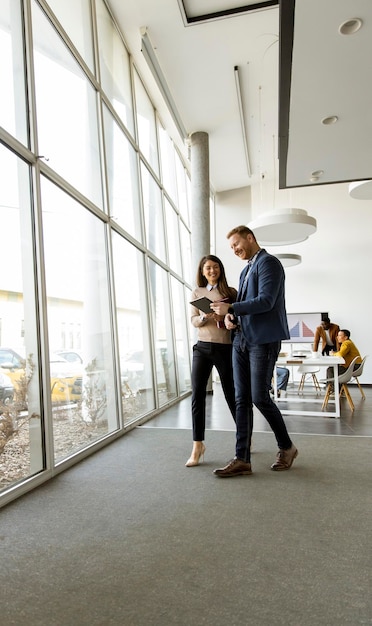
[191, 341, 236, 441]
[322, 344, 337, 356]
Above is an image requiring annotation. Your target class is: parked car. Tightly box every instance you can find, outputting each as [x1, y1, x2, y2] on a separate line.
[54, 350, 83, 364]
[0, 371, 14, 406]
[49, 353, 83, 403]
[0, 347, 82, 404]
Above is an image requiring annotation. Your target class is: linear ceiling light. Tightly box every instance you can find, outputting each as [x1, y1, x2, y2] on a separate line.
[140, 28, 187, 140]
[234, 65, 251, 177]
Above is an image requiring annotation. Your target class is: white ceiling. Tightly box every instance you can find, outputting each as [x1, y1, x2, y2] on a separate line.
[280, 0, 372, 189]
[108, 0, 372, 194]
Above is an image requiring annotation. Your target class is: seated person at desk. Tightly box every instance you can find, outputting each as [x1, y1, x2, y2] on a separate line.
[270, 367, 290, 398]
[326, 329, 362, 388]
[313, 316, 340, 355]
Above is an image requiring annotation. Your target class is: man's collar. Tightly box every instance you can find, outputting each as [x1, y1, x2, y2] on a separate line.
[247, 249, 262, 266]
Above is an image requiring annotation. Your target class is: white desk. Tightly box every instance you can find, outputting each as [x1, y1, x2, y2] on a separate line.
[274, 355, 345, 418]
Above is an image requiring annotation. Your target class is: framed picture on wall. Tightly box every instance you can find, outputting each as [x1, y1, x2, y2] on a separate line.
[283, 312, 328, 343]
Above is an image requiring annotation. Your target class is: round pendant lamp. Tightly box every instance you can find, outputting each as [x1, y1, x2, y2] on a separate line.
[348, 180, 372, 200]
[248, 208, 317, 245]
[274, 253, 301, 267]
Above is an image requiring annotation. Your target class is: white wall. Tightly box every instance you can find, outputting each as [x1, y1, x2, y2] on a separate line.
[215, 182, 372, 383]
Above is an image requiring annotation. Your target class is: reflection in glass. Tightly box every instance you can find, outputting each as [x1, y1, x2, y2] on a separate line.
[148, 261, 177, 405]
[111, 232, 155, 420]
[32, 0, 103, 207]
[40, 176, 118, 462]
[0, 0, 28, 144]
[103, 105, 142, 241]
[95, 0, 134, 136]
[0, 145, 43, 491]
[134, 70, 159, 176]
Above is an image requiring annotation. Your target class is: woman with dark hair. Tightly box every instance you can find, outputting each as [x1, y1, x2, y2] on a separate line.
[186, 255, 237, 467]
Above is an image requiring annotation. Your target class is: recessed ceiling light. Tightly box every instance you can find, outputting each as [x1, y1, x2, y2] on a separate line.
[339, 18, 363, 35]
[321, 116, 338, 125]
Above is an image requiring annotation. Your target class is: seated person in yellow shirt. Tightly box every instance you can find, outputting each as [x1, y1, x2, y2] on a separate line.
[326, 329, 362, 388]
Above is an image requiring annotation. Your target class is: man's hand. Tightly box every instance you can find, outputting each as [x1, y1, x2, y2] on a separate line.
[225, 313, 238, 330]
[210, 302, 230, 316]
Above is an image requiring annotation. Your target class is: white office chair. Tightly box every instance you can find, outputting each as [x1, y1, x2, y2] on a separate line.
[322, 356, 360, 412]
[351, 355, 368, 399]
[297, 364, 321, 395]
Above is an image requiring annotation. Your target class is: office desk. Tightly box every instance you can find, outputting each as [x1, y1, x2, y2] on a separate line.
[274, 355, 345, 418]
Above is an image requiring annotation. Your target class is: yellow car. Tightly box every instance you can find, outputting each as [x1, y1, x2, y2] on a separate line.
[0, 348, 82, 405]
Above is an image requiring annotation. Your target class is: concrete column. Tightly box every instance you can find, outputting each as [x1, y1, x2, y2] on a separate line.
[190, 131, 210, 270]
[190, 132, 213, 392]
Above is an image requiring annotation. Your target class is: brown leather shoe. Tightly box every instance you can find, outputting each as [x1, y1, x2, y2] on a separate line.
[214, 457, 252, 477]
[270, 444, 298, 471]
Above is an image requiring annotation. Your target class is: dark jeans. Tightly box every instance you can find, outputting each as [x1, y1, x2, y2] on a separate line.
[322, 344, 336, 356]
[276, 366, 290, 391]
[232, 333, 292, 463]
[191, 341, 236, 441]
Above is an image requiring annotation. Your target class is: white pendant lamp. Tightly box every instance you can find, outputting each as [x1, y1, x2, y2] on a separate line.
[274, 253, 301, 267]
[348, 180, 372, 200]
[248, 208, 317, 246]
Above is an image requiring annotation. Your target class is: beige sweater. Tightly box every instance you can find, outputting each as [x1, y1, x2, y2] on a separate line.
[190, 286, 233, 345]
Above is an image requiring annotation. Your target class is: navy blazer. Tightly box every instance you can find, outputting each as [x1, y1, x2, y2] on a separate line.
[233, 249, 290, 345]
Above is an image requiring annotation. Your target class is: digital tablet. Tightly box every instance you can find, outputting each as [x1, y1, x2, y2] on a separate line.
[189, 296, 213, 314]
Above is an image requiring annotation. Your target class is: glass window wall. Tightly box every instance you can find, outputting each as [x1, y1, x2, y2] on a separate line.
[40, 176, 118, 463]
[0, 0, 28, 144]
[175, 152, 191, 227]
[164, 198, 182, 276]
[158, 123, 177, 203]
[170, 277, 191, 395]
[180, 222, 192, 284]
[0, 145, 43, 491]
[134, 70, 160, 176]
[0, 0, 193, 506]
[102, 104, 142, 241]
[148, 260, 177, 406]
[45, 0, 95, 72]
[140, 163, 166, 263]
[32, 0, 103, 208]
[96, 0, 134, 137]
[111, 232, 155, 420]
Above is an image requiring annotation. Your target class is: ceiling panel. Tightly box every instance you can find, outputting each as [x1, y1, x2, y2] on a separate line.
[109, 0, 371, 194]
[279, 0, 372, 189]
